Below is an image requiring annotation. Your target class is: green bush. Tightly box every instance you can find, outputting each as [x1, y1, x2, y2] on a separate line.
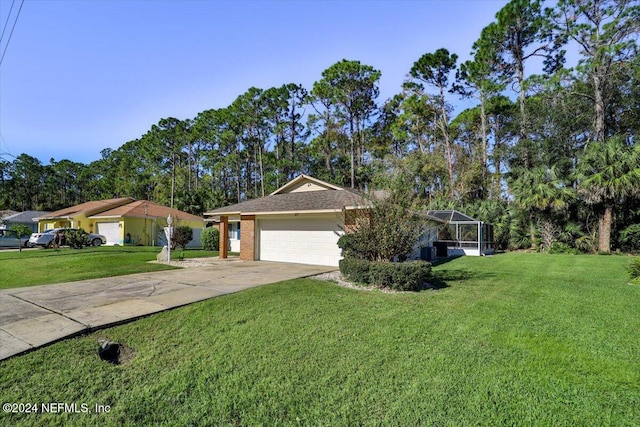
[628, 257, 640, 282]
[201, 227, 220, 251]
[339, 257, 372, 284]
[548, 242, 580, 255]
[339, 257, 431, 291]
[620, 224, 640, 252]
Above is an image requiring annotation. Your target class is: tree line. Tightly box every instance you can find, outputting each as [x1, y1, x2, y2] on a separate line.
[1, 0, 639, 253]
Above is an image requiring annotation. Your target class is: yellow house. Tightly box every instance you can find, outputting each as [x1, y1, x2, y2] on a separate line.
[36, 198, 133, 233]
[37, 198, 204, 246]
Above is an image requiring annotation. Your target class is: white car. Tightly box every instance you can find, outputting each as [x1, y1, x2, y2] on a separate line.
[28, 228, 107, 248]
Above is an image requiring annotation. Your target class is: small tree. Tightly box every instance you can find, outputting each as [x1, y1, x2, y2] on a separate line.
[8, 224, 32, 252]
[338, 191, 428, 262]
[172, 226, 193, 250]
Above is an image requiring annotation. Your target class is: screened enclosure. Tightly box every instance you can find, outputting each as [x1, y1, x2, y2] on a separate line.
[426, 210, 494, 256]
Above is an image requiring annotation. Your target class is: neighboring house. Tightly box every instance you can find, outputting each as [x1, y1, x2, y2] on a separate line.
[36, 198, 204, 247]
[0, 211, 49, 233]
[204, 175, 443, 267]
[89, 200, 204, 247]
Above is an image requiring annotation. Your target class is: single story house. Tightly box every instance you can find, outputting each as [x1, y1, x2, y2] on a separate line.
[204, 175, 443, 267]
[36, 198, 204, 246]
[0, 211, 50, 233]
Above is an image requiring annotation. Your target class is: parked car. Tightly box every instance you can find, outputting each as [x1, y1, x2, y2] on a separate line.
[28, 228, 107, 248]
[0, 230, 30, 248]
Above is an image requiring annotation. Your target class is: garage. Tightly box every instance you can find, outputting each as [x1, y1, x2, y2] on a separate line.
[258, 217, 344, 267]
[97, 222, 120, 245]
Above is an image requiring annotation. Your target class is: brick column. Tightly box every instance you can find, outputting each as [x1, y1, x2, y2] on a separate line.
[240, 215, 256, 261]
[219, 216, 228, 259]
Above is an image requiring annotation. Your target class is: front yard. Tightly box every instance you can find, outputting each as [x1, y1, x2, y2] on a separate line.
[1, 253, 639, 425]
[0, 247, 217, 290]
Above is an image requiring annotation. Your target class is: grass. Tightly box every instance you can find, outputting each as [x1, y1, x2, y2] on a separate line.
[1, 253, 639, 425]
[0, 246, 218, 290]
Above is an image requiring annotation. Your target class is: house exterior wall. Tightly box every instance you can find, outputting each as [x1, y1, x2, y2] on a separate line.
[123, 218, 152, 245]
[408, 222, 441, 260]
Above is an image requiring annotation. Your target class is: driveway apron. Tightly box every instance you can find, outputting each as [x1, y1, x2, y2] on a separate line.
[0, 260, 335, 361]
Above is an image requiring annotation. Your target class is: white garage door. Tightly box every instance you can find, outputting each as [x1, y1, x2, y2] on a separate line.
[97, 222, 120, 245]
[258, 217, 343, 267]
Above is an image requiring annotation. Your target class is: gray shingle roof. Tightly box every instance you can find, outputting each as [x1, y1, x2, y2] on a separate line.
[2, 211, 50, 224]
[205, 190, 368, 215]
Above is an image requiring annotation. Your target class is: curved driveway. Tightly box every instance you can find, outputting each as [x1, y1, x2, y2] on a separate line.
[0, 260, 335, 361]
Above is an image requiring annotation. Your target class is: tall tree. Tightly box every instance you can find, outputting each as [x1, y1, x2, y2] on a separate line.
[406, 48, 458, 199]
[263, 84, 309, 187]
[312, 59, 381, 188]
[476, 0, 558, 168]
[455, 40, 505, 198]
[549, 0, 640, 145]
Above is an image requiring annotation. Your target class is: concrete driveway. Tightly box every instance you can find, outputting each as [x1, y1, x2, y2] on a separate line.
[0, 260, 335, 361]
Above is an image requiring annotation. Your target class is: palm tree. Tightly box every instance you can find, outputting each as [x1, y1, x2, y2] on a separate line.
[577, 136, 640, 253]
[510, 165, 575, 250]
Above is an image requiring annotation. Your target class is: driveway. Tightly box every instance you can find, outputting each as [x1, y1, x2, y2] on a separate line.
[0, 260, 335, 361]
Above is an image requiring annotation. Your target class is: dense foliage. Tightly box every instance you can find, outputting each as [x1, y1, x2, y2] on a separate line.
[200, 226, 220, 251]
[1, 0, 639, 253]
[629, 257, 640, 284]
[337, 188, 428, 262]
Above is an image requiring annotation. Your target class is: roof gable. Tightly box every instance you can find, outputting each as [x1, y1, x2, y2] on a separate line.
[88, 200, 203, 222]
[271, 174, 345, 195]
[206, 175, 366, 216]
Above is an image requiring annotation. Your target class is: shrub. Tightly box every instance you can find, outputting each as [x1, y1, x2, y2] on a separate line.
[370, 261, 432, 291]
[201, 227, 220, 251]
[548, 242, 580, 255]
[172, 226, 193, 250]
[620, 224, 640, 252]
[339, 257, 372, 284]
[628, 257, 640, 283]
[339, 257, 431, 291]
[64, 228, 89, 249]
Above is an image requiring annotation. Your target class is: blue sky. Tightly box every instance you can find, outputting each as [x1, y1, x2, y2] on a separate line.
[0, 0, 512, 164]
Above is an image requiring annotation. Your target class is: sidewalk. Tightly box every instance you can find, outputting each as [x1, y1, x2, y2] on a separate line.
[0, 260, 335, 361]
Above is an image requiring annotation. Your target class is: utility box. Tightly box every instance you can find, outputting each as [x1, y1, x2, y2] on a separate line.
[434, 241, 448, 258]
[420, 246, 436, 261]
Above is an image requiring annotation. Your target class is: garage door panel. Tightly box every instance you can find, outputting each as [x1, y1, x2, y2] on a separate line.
[258, 218, 343, 267]
[97, 222, 120, 245]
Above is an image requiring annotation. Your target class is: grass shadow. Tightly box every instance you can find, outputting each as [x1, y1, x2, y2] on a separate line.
[429, 269, 497, 289]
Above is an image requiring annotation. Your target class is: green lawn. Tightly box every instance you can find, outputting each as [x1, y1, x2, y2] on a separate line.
[1, 253, 639, 426]
[0, 246, 217, 290]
